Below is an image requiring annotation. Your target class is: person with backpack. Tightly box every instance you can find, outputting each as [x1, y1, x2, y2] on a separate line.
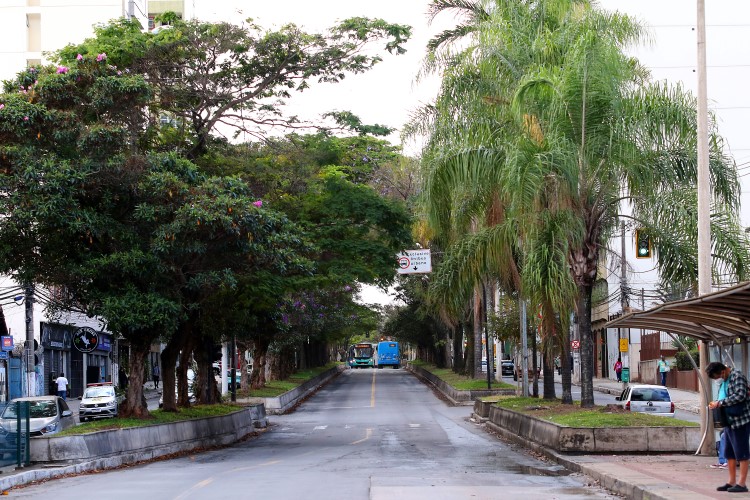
[614, 357, 623, 382]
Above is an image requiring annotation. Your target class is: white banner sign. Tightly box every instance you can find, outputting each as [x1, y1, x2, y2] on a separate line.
[396, 249, 432, 274]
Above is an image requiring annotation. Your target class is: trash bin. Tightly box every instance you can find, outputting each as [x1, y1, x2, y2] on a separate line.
[621, 367, 630, 383]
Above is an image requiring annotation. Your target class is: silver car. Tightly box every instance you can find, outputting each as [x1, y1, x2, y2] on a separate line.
[616, 384, 675, 417]
[0, 396, 76, 438]
[79, 383, 118, 422]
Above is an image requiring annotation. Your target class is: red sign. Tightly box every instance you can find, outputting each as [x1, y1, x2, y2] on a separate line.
[571, 340, 580, 350]
[0, 336, 12, 351]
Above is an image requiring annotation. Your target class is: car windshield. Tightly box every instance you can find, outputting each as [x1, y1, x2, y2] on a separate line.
[84, 387, 114, 398]
[2, 400, 57, 419]
[631, 388, 670, 402]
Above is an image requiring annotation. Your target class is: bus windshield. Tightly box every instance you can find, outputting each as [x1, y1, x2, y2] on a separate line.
[352, 345, 373, 358]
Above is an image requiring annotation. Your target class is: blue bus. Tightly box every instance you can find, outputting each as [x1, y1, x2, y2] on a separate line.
[377, 341, 400, 369]
[348, 343, 375, 369]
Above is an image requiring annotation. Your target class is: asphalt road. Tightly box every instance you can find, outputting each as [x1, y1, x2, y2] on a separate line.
[10, 368, 619, 499]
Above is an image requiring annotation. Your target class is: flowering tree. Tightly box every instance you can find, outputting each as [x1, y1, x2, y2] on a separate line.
[57, 16, 411, 158]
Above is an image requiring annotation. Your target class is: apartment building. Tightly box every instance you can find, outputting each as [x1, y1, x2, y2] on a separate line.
[0, 0, 195, 83]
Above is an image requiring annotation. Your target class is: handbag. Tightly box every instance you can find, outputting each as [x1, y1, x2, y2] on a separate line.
[714, 406, 729, 428]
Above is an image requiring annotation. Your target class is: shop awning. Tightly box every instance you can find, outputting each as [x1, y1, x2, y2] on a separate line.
[605, 281, 750, 345]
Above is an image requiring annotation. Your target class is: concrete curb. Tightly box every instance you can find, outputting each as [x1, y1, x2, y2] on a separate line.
[484, 404, 700, 453]
[407, 364, 515, 405]
[237, 364, 345, 414]
[483, 420, 708, 500]
[2, 404, 268, 492]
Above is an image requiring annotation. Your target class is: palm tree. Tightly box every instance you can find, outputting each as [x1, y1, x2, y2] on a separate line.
[415, 0, 750, 407]
[504, 5, 749, 406]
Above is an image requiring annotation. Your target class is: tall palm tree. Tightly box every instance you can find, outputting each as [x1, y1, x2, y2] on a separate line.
[415, 0, 750, 406]
[505, 6, 749, 406]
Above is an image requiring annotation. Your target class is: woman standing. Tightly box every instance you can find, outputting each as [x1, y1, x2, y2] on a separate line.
[707, 361, 750, 493]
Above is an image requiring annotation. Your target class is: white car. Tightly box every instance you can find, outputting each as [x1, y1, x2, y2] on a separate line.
[79, 383, 118, 422]
[616, 384, 675, 417]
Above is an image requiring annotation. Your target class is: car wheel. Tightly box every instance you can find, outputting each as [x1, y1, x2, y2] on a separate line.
[80, 417, 87, 423]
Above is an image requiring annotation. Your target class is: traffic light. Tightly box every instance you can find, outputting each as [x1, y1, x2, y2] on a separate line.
[635, 229, 652, 259]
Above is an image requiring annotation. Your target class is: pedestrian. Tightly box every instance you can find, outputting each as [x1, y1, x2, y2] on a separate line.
[55, 372, 69, 401]
[152, 363, 160, 389]
[657, 355, 670, 386]
[119, 367, 128, 390]
[712, 429, 729, 469]
[614, 357, 623, 382]
[707, 361, 750, 493]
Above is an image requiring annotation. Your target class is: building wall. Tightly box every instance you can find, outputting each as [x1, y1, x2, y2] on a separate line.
[0, 0, 144, 82]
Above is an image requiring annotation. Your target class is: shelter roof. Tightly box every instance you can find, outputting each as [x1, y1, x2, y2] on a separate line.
[605, 281, 750, 345]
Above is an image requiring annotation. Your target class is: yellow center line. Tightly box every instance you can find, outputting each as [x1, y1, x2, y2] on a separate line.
[371, 369, 376, 407]
[351, 427, 373, 445]
[174, 460, 280, 499]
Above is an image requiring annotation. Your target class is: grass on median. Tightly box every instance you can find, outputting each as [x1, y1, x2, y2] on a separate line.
[234, 362, 340, 398]
[61, 363, 340, 435]
[59, 403, 244, 435]
[496, 396, 698, 427]
[411, 360, 514, 390]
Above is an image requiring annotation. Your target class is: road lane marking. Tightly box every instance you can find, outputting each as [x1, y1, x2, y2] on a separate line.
[371, 370, 376, 407]
[227, 459, 282, 474]
[351, 428, 373, 445]
[174, 459, 282, 498]
[409, 424, 421, 428]
[314, 425, 328, 430]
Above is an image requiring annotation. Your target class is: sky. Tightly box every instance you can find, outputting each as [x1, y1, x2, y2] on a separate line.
[196, 1, 750, 305]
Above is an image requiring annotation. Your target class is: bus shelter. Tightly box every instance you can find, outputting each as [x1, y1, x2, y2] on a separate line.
[606, 280, 750, 454]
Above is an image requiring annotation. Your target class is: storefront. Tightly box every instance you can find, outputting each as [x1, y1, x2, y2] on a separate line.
[41, 323, 112, 398]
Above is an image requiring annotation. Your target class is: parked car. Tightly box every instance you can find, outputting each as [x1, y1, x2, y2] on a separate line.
[501, 360, 515, 377]
[615, 384, 675, 417]
[0, 396, 76, 440]
[79, 382, 118, 422]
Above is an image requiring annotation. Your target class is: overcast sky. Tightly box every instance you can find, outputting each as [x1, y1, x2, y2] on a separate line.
[201, 1, 750, 305]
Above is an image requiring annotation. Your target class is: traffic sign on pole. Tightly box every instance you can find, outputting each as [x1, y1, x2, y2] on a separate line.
[396, 249, 432, 274]
[571, 340, 580, 350]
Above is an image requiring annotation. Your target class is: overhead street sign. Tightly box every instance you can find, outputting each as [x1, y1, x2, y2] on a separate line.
[396, 249, 432, 274]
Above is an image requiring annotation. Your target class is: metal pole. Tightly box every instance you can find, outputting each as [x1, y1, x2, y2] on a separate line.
[483, 284, 491, 389]
[696, 0, 713, 456]
[230, 336, 237, 402]
[521, 300, 529, 397]
[24, 284, 35, 397]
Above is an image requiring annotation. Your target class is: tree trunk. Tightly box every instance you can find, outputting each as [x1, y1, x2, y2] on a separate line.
[120, 337, 152, 418]
[250, 337, 269, 390]
[531, 329, 539, 397]
[542, 351, 556, 400]
[160, 333, 182, 413]
[560, 329, 573, 404]
[177, 337, 194, 407]
[194, 335, 219, 404]
[578, 283, 595, 407]
[452, 324, 463, 373]
[473, 287, 483, 378]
